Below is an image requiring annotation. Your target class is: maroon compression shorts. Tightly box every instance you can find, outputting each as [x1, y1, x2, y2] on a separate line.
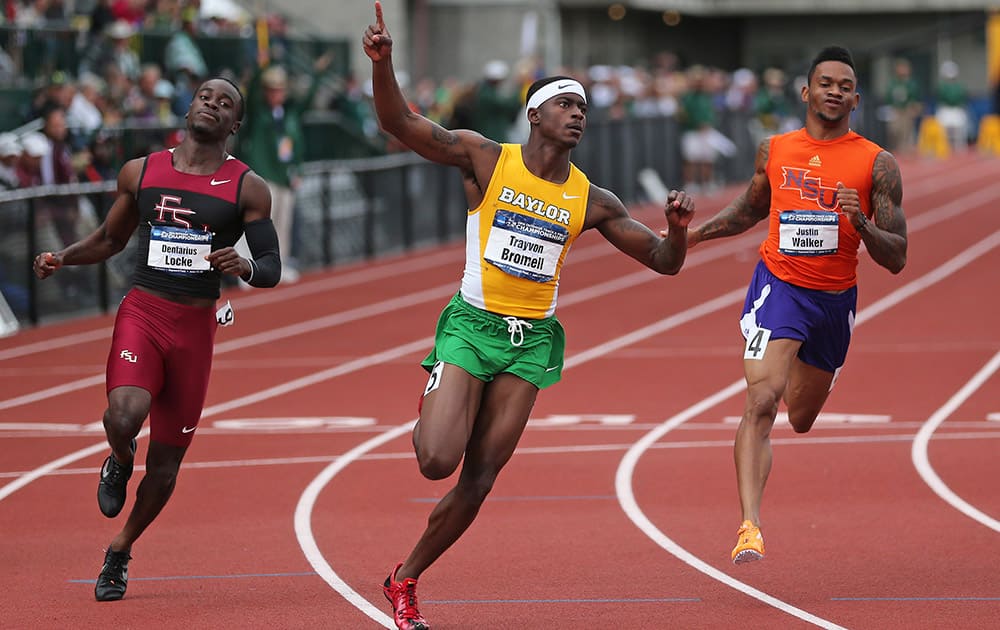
[106, 287, 218, 447]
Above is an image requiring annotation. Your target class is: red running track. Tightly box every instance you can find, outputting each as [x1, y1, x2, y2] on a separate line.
[1, 152, 999, 629]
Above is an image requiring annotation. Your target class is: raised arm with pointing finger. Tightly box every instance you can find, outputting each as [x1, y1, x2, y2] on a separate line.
[364, 3, 696, 629]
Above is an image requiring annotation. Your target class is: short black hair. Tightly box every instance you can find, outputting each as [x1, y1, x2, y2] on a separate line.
[525, 75, 582, 107]
[807, 46, 856, 84]
[202, 75, 246, 122]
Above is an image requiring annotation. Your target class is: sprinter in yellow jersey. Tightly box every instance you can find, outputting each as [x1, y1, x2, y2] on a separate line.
[676, 46, 907, 565]
[364, 4, 694, 628]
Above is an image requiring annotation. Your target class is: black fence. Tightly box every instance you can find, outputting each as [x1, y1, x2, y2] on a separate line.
[1, 108, 889, 332]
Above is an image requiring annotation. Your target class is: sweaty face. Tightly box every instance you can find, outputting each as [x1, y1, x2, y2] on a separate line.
[187, 80, 241, 138]
[803, 61, 858, 125]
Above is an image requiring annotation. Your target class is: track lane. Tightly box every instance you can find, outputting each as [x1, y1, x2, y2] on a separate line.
[0, 154, 1000, 630]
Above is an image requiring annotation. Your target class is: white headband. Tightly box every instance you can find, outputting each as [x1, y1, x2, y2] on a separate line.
[525, 79, 586, 120]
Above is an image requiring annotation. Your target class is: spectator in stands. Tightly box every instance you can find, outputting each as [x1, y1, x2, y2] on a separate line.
[448, 60, 522, 142]
[80, 130, 119, 183]
[884, 58, 922, 155]
[152, 79, 180, 127]
[0, 134, 27, 317]
[38, 104, 85, 247]
[238, 55, 331, 284]
[66, 72, 108, 138]
[145, 0, 183, 31]
[679, 64, 735, 193]
[88, 0, 117, 42]
[0, 44, 16, 82]
[164, 7, 208, 115]
[935, 60, 969, 152]
[80, 19, 141, 82]
[17, 132, 49, 187]
[329, 71, 379, 141]
[14, 0, 49, 26]
[127, 64, 160, 118]
[0, 133, 21, 190]
[753, 67, 798, 141]
[29, 70, 74, 121]
[110, 0, 145, 26]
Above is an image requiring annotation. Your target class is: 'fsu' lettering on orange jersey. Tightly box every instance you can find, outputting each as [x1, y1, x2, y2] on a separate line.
[759, 128, 884, 290]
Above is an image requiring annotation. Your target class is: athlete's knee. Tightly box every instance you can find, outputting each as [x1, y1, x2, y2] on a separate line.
[104, 389, 149, 437]
[141, 460, 180, 492]
[456, 469, 498, 505]
[744, 387, 781, 424]
[415, 447, 461, 481]
[102, 406, 143, 438]
[787, 409, 819, 433]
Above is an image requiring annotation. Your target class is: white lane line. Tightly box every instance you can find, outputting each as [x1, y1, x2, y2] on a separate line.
[1, 156, 991, 361]
[0, 427, 151, 502]
[614, 228, 1000, 628]
[0, 249, 463, 362]
[294, 421, 417, 627]
[292, 285, 757, 627]
[0, 242, 751, 504]
[911, 349, 1000, 533]
[4, 162, 999, 624]
[7, 173, 1000, 413]
[6, 429, 999, 479]
[0, 231, 755, 412]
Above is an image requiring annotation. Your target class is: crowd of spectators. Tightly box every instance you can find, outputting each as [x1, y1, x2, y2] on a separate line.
[0, 2, 992, 321]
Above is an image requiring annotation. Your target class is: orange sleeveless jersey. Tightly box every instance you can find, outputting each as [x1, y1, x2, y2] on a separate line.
[759, 128, 883, 290]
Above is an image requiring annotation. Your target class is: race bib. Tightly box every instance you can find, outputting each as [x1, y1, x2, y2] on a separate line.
[147, 226, 212, 274]
[778, 211, 838, 256]
[483, 210, 568, 282]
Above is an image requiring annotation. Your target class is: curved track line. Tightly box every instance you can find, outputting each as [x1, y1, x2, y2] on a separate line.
[613, 228, 1000, 627]
[293, 284, 762, 624]
[615, 381, 848, 630]
[294, 421, 416, 628]
[911, 349, 1000, 532]
[295, 213, 1000, 624]
[0, 428, 151, 502]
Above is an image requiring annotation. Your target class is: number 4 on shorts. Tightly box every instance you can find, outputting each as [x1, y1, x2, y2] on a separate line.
[744, 327, 771, 360]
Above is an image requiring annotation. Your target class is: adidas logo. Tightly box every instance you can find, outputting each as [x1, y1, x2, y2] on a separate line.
[808, 155, 822, 167]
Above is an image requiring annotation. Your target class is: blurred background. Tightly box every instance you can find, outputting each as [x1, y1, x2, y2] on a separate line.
[0, 0, 998, 335]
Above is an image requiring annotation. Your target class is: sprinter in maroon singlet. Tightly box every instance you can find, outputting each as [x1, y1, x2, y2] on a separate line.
[33, 77, 282, 602]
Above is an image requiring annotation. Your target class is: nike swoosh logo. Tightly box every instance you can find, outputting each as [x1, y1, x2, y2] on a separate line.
[181, 426, 197, 434]
[562, 192, 581, 200]
[557, 83, 572, 89]
[210, 178, 231, 186]
[545, 366, 559, 372]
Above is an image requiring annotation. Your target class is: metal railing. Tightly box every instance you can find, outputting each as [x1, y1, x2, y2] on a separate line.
[2, 109, 882, 331]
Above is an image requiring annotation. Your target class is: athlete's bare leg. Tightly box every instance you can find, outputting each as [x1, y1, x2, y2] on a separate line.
[735, 338, 800, 525]
[397, 372, 538, 581]
[103, 386, 151, 468]
[412, 362, 486, 480]
[108, 440, 188, 552]
[783, 359, 835, 433]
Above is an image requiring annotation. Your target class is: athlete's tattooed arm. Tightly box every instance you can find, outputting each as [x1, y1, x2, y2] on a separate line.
[589, 185, 695, 275]
[860, 151, 908, 273]
[687, 139, 772, 247]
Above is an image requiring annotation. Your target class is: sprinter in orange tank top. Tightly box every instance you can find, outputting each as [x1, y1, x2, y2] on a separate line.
[681, 46, 908, 564]
[364, 3, 695, 628]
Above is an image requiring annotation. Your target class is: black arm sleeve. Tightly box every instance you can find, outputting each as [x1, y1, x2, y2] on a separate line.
[242, 218, 282, 288]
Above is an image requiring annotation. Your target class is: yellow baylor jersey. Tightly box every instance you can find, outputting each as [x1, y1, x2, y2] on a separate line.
[460, 144, 590, 319]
